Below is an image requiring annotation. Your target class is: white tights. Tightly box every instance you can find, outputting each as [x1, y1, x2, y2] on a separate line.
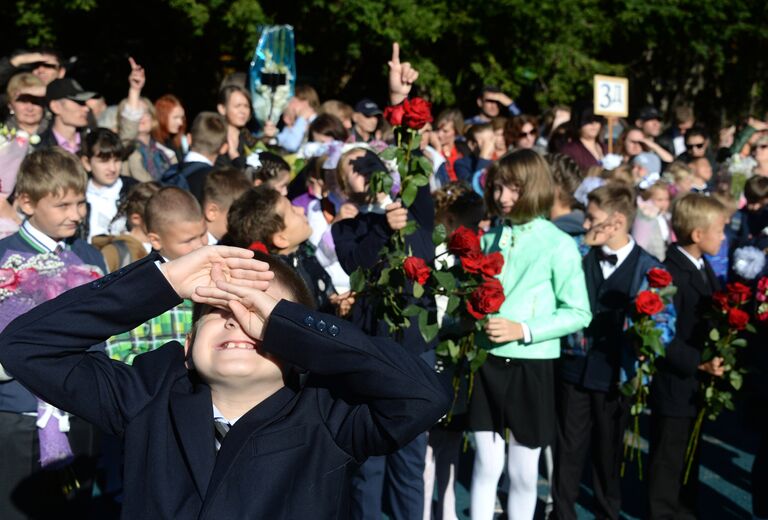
[470, 431, 541, 520]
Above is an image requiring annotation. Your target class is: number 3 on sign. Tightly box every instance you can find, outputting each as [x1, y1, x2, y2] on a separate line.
[593, 75, 628, 117]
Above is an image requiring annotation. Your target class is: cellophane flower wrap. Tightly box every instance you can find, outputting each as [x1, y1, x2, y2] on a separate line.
[621, 267, 676, 479]
[683, 281, 754, 484]
[0, 250, 102, 474]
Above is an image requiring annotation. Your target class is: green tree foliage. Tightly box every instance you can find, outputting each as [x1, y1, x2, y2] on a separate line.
[2, 0, 767, 123]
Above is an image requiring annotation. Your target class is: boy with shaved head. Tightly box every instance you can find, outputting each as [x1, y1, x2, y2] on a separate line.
[106, 186, 208, 362]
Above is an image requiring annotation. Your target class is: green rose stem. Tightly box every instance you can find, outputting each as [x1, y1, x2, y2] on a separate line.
[683, 377, 714, 485]
[621, 370, 645, 479]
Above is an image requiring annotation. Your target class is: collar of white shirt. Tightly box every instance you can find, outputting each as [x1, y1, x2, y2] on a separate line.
[212, 403, 241, 426]
[183, 151, 213, 166]
[87, 177, 123, 198]
[600, 237, 635, 269]
[21, 219, 66, 252]
[676, 245, 705, 270]
[207, 232, 218, 246]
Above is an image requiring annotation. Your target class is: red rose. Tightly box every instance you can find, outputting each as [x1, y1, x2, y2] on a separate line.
[726, 282, 751, 304]
[757, 277, 768, 302]
[403, 256, 431, 285]
[383, 105, 405, 126]
[402, 97, 433, 130]
[635, 290, 664, 316]
[712, 292, 730, 312]
[727, 307, 750, 331]
[248, 241, 269, 254]
[647, 268, 673, 289]
[460, 252, 483, 274]
[448, 226, 481, 257]
[466, 278, 505, 319]
[480, 252, 504, 277]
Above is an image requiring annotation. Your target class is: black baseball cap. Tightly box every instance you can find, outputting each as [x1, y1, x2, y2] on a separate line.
[354, 98, 382, 117]
[46, 78, 97, 103]
[637, 105, 662, 122]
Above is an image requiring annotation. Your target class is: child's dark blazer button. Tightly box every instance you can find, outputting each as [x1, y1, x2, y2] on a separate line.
[329, 324, 340, 336]
[303, 315, 315, 327]
[316, 320, 327, 332]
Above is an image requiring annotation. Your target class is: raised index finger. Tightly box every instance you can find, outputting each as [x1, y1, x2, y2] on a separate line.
[390, 42, 400, 66]
[128, 56, 138, 70]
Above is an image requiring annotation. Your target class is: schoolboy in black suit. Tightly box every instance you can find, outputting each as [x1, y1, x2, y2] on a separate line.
[0, 246, 451, 519]
[553, 184, 675, 520]
[0, 147, 106, 520]
[648, 193, 727, 519]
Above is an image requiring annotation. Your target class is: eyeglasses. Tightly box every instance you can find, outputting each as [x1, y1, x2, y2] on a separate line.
[517, 129, 537, 139]
[686, 142, 706, 150]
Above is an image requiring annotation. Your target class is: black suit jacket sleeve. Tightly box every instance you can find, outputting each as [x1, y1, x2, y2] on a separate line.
[332, 213, 392, 273]
[664, 277, 702, 377]
[261, 302, 451, 461]
[0, 255, 183, 435]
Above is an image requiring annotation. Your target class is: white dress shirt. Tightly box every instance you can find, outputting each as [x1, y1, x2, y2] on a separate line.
[676, 245, 705, 270]
[599, 237, 635, 279]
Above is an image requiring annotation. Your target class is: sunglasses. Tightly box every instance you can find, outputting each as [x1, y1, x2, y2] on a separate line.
[32, 61, 60, 70]
[517, 129, 537, 139]
[686, 142, 706, 150]
[14, 94, 46, 106]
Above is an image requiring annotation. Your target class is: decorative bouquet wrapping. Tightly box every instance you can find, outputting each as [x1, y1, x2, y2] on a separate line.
[621, 268, 676, 478]
[249, 25, 296, 125]
[0, 250, 102, 493]
[683, 282, 754, 483]
[347, 98, 436, 336]
[723, 153, 757, 199]
[0, 124, 38, 196]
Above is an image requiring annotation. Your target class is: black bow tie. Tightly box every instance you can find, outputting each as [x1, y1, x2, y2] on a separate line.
[598, 250, 618, 266]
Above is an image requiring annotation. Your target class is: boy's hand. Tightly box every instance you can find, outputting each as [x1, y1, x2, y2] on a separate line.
[195, 280, 278, 340]
[698, 356, 725, 377]
[485, 318, 524, 343]
[388, 42, 419, 106]
[159, 246, 273, 301]
[330, 291, 356, 317]
[385, 201, 408, 231]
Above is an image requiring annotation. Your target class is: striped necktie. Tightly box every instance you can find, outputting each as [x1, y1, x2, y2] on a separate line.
[214, 420, 231, 452]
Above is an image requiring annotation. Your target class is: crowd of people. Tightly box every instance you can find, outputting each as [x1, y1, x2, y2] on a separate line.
[0, 41, 766, 520]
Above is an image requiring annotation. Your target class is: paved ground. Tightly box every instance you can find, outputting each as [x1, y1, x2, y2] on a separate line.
[436, 409, 758, 519]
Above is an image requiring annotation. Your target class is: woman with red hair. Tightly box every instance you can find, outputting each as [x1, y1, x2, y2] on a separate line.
[152, 94, 188, 163]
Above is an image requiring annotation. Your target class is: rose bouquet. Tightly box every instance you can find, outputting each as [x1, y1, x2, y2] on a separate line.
[683, 282, 754, 483]
[621, 268, 676, 478]
[411, 226, 506, 420]
[347, 98, 435, 336]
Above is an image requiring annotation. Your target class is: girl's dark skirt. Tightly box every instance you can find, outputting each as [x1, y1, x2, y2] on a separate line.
[467, 354, 555, 449]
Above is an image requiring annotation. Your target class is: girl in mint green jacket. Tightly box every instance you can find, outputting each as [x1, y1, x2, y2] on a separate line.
[469, 150, 591, 520]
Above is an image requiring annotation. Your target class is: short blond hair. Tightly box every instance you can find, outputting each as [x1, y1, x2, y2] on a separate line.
[14, 148, 87, 203]
[671, 193, 726, 245]
[145, 186, 203, 234]
[665, 161, 693, 184]
[6, 72, 43, 100]
[320, 100, 353, 122]
[485, 149, 554, 223]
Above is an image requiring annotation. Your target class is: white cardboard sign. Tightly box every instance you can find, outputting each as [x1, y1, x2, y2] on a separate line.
[593, 75, 629, 117]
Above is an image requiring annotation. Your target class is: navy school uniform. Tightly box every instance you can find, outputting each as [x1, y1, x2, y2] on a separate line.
[648, 245, 720, 519]
[553, 243, 671, 520]
[277, 241, 337, 314]
[0, 254, 451, 520]
[0, 225, 107, 519]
